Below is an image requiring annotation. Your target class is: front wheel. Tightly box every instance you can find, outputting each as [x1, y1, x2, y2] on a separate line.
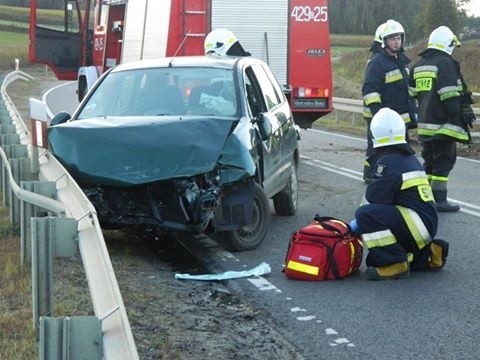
[216, 183, 270, 251]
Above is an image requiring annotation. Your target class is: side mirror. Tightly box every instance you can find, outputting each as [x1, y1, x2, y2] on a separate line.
[50, 111, 71, 126]
[254, 113, 273, 141]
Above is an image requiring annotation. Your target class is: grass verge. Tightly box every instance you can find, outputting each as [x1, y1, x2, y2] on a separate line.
[0, 71, 93, 357]
[0, 207, 37, 360]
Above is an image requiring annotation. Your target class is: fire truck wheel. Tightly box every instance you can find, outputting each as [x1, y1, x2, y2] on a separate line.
[216, 183, 270, 251]
[273, 161, 298, 216]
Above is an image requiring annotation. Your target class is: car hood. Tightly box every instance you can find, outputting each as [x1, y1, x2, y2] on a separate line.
[48, 116, 255, 186]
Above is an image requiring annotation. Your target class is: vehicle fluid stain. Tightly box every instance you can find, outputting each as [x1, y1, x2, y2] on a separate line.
[103, 229, 207, 274]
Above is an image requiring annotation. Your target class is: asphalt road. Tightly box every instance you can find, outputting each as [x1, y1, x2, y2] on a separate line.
[47, 83, 480, 359]
[213, 128, 480, 360]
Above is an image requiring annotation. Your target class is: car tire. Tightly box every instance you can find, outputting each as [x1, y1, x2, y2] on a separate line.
[273, 161, 298, 216]
[217, 183, 270, 251]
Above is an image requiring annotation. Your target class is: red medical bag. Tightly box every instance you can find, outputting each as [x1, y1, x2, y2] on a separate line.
[284, 216, 363, 281]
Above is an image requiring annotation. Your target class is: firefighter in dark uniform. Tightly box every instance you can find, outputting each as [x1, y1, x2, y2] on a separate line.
[367, 22, 385, 63]
[410, 26, 475, 212]
[361, 19, 417, 183]
[350, 108, 448, 280]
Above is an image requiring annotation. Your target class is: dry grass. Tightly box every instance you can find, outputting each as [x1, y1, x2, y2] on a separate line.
[0, 207, 37, 360]
[0, 211, 93, 359]
[0, 71, 93, 357]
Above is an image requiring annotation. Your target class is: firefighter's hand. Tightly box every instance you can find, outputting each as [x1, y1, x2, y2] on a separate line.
[461, 105, 476, 129]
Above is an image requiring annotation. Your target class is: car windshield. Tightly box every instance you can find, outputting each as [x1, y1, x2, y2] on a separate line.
[77, 67, 238, 119]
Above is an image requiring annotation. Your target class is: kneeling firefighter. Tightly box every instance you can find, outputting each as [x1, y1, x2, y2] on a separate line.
[349, 108, 449, 280]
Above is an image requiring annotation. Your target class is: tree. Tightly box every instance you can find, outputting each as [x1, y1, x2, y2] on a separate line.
[423, 0, 465, 37]
[328, 0, 470, 42]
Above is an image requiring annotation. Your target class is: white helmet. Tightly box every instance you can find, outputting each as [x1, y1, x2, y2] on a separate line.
[204, 28, 238, 56]
[371, 108, 406, 148]
[427, 26, 461, 55]
[374, 22, 386, 44]
[381, 19, 405, 47]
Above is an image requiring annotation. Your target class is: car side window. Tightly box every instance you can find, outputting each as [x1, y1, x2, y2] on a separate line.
[251, 64, 282, 110]
[262, 65, 287, 103]
[244, 67, 266, 118]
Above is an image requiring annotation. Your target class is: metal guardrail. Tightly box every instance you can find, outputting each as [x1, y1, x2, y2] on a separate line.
[332, 96, 480, 117]
[332, 96, 480, 142]
[1, 71, 139, 359]
[1, 72, 65, 214]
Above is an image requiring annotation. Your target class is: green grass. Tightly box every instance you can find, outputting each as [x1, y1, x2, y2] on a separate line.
[0, 31, 28, 71]
[0, 207, 37, 360]
[0, 205, 92, 359]
[0, 19, 29, 28]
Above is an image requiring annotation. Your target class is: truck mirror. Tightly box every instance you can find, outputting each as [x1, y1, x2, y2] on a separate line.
[50, 112, 71, 126]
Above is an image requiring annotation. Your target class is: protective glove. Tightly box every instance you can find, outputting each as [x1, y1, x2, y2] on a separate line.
[461, 91, 474, 105]
[461, 104, 476, 129]
[348, 219, 361, 234]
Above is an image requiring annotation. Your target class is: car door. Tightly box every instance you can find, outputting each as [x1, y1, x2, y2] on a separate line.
[245, 64, 292, 197]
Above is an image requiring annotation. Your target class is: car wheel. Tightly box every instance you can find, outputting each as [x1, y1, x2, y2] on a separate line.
[217, 183, 270, 251]
[273, 161, 298, 216]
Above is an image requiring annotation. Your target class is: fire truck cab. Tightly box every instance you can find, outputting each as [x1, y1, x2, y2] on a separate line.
[29, 0, 333, 128]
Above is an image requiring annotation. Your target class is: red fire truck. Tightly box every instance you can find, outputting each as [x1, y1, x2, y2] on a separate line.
[29, 0, 333, 128]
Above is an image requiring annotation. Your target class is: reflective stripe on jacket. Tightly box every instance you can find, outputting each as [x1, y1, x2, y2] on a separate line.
[362, 49, 416, 126]
[410, 49, 470, 143]
[365, 147, 437, 239]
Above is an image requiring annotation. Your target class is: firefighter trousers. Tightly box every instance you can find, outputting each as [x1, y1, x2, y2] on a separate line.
[355, 204, 435, 270]
[421, 139, 457, 178]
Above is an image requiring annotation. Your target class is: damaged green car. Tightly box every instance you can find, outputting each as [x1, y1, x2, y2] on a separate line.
[48, 56, 303, 251]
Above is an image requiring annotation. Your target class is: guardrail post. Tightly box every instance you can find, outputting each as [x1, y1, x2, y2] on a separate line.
[39, 316, 103, 360]
[32, 217, 78, 329]
[351, 113, 358, 126]
[21, 181, 58, 265]
[1, 122, 16, 134]
[0, 133, 22, 208]
[1, 156, 6, 206]
[10, 157, 35, 226]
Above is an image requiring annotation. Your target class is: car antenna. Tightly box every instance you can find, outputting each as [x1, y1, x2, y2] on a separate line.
[168, 29, 192, 67]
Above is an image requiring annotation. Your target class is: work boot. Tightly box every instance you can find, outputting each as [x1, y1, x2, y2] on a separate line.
[428, 239, 449, 270]
[432, 190, 459, 212]
[365, 262, 409, 280]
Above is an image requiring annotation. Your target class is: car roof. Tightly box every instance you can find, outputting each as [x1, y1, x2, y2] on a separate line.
[110, 55, 264, 73]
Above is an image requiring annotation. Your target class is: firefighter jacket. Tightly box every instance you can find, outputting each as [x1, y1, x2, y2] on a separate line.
[362, 49, 417, 128]
[366, 145, 438, 238]
[410, 49, 471, 143]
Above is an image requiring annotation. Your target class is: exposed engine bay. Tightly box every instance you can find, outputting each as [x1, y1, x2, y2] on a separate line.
[83, 175, 255, 235]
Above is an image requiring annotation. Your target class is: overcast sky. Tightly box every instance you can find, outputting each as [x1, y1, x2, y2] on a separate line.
[463, 0, 480, 16]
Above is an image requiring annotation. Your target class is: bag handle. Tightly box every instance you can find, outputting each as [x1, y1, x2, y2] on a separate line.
[313, 214, 352, 234]
[323, 243, 341, 280]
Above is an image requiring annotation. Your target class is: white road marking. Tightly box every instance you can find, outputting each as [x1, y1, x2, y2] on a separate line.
[297, 315, 317, 321]
[291, 307, 307, 313]
[301, 154, 480, 218]
[247, 277, 281, 293]
[246, 276, 355, 347]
